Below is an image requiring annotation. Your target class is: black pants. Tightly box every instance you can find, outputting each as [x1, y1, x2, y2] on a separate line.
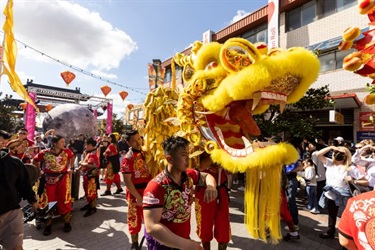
[327, 199, 338, 235]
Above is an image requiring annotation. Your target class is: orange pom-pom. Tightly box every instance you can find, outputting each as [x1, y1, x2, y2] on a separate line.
[338, 40, 353, 50]
[343, 54, 362, 71]
[358, 0, 375, 14]
[343, 27, 361, 42]
[364, 94, 375, 104]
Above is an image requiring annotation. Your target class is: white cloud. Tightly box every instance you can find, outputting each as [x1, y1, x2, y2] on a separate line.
[90, 69, 118, 80]
[229, 10, 250, 24]
[11, 0, 138, 71]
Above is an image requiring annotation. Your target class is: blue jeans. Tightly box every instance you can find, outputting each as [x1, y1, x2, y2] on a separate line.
[286, 177, 299, 225]
[306, 185, 318, 210]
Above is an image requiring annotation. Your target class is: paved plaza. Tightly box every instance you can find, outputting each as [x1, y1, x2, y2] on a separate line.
[22, 181, 343, 250]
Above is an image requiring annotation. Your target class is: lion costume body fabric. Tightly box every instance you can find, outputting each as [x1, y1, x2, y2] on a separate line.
[143, 38, 320, 243]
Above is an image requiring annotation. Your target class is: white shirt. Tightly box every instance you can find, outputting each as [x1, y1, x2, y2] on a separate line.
[312, 151, 326, 182]
[352, 149, 375, 187]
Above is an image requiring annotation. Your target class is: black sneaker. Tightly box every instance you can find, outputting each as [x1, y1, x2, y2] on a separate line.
[319, 232, 334, 239]
[80, 204, 90, 211]
[63, 222, 72, 233]
[100, 190, 112, 196]
[131, 242, 139, 250]
[114, 188, 124, 194]
[83, 207, 97, 217]
[283, 233, 300, 241]
[43, 225, 52, 236]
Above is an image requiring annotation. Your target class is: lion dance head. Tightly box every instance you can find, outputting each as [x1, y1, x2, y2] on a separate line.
[144, 38, 320, 243]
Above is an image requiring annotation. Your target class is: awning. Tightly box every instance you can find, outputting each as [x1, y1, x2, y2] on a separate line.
[306, 27, 369, 53]
[330, 93, 362, 109]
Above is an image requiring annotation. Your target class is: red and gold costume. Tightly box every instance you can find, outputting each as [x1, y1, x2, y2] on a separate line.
[33, 148, 74, 217]
[121, 148, 152, 235]
[143, 169, 199, 249]
[195, 164, 231, 245]
[81, 150, 100, 206]
[104, 143, 121, 185]
[338, 191, 375, 249]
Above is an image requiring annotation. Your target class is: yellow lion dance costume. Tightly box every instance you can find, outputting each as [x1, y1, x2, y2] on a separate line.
[143, 38, 320, 243]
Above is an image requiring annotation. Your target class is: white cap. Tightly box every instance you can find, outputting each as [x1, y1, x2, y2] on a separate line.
[334, 136, 344, 142]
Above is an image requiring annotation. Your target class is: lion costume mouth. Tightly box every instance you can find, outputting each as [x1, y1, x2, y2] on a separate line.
[174, 38, 319, 168]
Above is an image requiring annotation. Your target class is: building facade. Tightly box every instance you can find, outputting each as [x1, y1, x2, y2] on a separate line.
[159, 0, 374, 142]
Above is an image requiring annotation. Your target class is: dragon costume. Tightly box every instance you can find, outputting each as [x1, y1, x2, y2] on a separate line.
[143, 38, 320, 243]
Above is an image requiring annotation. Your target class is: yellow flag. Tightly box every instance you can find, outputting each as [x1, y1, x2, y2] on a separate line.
[1, 0, 38, 111]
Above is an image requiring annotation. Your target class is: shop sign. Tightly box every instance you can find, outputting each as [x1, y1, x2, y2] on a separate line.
[329, 110, 344, 124]
[359, 112, 375, 131]
[357, 131, 375, 141]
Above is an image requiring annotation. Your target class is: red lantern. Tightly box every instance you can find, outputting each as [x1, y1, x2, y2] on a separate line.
[119, 90, 128, 101]
[45, 104, 54, 112]
[60, 71, 76, 86]
[101, 85, 111, 97]
[127, 104, 134, 110]
[19, 102, 27, 111]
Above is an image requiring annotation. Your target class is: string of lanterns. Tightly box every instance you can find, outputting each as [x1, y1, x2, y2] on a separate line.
[0, 31, 149, 97]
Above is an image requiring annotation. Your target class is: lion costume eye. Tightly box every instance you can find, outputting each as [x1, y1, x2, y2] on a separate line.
[205, 61, 218, 70]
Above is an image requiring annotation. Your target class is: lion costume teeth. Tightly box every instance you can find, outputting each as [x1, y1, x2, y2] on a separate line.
[143, 38, 320, 243]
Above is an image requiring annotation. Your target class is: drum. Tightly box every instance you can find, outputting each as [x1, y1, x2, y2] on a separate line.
[24, 163, 40, 185]
[71, 170, 81, 200]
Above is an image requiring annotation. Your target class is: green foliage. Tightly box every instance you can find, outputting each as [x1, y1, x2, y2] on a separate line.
[0, 96, 24, 133]
[254, 85, 333, 140]
[111, 113, 127, 134]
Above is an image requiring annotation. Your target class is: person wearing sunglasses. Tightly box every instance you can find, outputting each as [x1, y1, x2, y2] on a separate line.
[316, 146, 365, 239]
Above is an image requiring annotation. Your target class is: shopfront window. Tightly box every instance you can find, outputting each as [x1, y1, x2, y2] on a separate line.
[286, 0, 356, 32]
[242, 23, 268, 44]
[319, 49, 354, 73]
[317, 0, 356, 18]
[286, 1, 316, 31]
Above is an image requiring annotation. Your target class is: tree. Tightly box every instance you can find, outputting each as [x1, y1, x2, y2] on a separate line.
[0, 95, 24, 133]
[254, 85, 334, 140]
[112, 113, 127, 134]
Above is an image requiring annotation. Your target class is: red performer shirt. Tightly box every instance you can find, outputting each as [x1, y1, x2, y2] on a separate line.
[143, 168, 200, 239]
[33, 148, 74, 173]
[104, 143, 118, 158]
[203, 164, 228, 186]
[121, 148, 151, 185]
[338, 191, 375, 250]
[81, 150, 99, 172]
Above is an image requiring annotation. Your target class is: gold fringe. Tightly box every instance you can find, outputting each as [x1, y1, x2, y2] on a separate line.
[245, 166, 282, 244]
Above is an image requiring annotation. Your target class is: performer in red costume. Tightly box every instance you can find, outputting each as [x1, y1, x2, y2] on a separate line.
[101, 133, 123, 195]
[79, 138, 100, 217]
[121, 130, 152, 250]
[32, 135, 74, 236]
[195, 153, 231, 250]
[143, 136, 218, 250]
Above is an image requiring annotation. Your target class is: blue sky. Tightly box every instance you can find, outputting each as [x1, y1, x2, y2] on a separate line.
[0, 0, 268, 116]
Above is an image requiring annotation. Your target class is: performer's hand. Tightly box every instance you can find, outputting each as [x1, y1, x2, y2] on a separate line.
[136, 195, 143, 207]
[203, 185, 218, 203]
[183, 240, 203, 250]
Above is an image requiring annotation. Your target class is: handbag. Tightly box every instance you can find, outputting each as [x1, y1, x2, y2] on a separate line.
[348, 182, 371, 196]
[85, 168, 99, 178]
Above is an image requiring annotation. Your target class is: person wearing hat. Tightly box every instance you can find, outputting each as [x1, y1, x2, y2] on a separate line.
[7, 139, 31, 164]
[334, 136, 345, 146]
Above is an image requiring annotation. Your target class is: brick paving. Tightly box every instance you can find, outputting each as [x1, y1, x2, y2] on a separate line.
[22, 180, 343, 250]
